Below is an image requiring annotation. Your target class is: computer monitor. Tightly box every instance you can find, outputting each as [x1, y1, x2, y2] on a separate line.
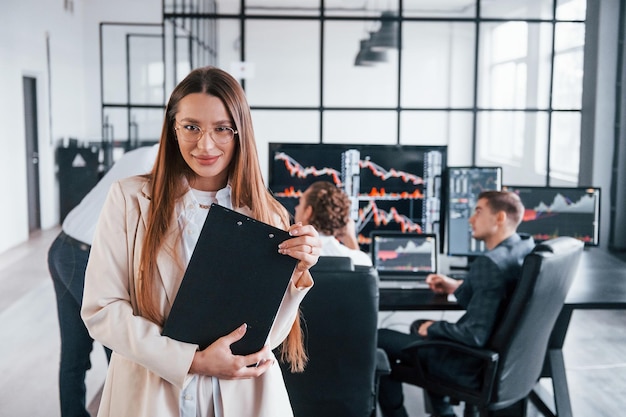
[502, 186, 601, 246]
[268, 143, 447, 250]
[370, 231, 438, 279]
[446, 166, 503, 256]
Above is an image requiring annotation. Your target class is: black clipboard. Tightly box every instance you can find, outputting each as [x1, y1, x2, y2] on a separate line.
[162, 203, 297, 355]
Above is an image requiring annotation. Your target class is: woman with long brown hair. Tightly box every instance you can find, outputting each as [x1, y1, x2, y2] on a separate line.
[81, 66, 320, 417]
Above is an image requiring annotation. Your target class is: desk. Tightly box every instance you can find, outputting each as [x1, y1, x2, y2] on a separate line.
[379, 288, 462, 311]
[379, 248, 626, 417]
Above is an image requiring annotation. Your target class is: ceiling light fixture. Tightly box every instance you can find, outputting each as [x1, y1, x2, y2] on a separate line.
[354, 38, 388, 66]
[369, 11, 398, 50]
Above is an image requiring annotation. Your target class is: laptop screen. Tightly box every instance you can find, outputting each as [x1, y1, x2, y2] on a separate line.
[371, 232, 438, 279]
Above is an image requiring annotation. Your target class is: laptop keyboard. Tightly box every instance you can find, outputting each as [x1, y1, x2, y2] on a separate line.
[378, 280, 430, 290]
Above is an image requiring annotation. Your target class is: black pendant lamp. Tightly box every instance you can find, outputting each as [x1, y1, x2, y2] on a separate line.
[369, 11, 398, 51]
[354, 38, 388, 66]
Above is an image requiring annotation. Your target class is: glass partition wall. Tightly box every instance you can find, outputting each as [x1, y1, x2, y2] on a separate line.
[102, 0, 587, 187]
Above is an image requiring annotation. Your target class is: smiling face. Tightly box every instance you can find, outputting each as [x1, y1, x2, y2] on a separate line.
[175, 92, 237, 191]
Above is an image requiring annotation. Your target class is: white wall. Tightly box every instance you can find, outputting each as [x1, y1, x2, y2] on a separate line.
[0, 0, 160, 254]
[580, 0, 620, 249]
[1, 0, 80, 253]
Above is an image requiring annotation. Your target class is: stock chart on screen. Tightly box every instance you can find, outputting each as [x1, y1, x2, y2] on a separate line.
[446, 166, 503, 257]
[503, 186, 601, 246]
[268, 143, 447, 250]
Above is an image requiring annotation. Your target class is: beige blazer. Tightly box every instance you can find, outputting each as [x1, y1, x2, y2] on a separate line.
[82, 176, 311, 417]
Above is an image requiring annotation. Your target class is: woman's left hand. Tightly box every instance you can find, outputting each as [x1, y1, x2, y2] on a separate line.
[278, 222, 320, 284]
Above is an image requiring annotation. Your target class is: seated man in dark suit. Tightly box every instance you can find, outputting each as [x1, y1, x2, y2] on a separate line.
[377, 190, 535, 417]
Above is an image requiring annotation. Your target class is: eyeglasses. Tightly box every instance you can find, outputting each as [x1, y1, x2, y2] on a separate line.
[174, 122, 238, 144]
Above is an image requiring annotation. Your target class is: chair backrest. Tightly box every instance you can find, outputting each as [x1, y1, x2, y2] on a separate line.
[488, 237, 584, 406]
[280, 256, 380, 417]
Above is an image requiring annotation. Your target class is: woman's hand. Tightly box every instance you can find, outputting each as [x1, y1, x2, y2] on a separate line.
[278, 222, 321, 287]
[189, 324, 274, 379]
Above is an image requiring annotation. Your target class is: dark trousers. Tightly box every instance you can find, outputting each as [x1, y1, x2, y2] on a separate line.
[378, 328, 455, 417]
[48, 232, 111, 417]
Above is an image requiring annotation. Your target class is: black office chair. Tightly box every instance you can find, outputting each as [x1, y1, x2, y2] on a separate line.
[391, 237, 584, 417]
[279, 256, 390, 417]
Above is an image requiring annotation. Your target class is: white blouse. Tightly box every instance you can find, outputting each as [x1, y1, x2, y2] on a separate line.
[177, 185, 233, 417]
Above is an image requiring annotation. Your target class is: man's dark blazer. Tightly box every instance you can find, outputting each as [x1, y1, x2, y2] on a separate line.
[418, 233, 535, 388]
[429, 233, 535, 346]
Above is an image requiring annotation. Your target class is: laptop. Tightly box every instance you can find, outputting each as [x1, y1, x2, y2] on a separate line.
[370, 231, 438, 289]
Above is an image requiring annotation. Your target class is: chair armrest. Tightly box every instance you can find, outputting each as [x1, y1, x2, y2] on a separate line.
[402, 339, 499, 364]
[375, 347, 391, 376]
[399, 339, 500, 405]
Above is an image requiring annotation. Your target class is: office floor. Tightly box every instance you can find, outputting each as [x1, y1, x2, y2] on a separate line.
[0, 227, 625, 417]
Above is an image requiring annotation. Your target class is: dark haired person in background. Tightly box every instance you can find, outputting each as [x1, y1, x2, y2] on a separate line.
[294, 180, 372, 266]
[377, 190, 534, 417]
[47, 144, 158, 417]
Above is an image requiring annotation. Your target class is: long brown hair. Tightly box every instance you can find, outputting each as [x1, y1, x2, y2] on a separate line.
[137, 66, 306, 372]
